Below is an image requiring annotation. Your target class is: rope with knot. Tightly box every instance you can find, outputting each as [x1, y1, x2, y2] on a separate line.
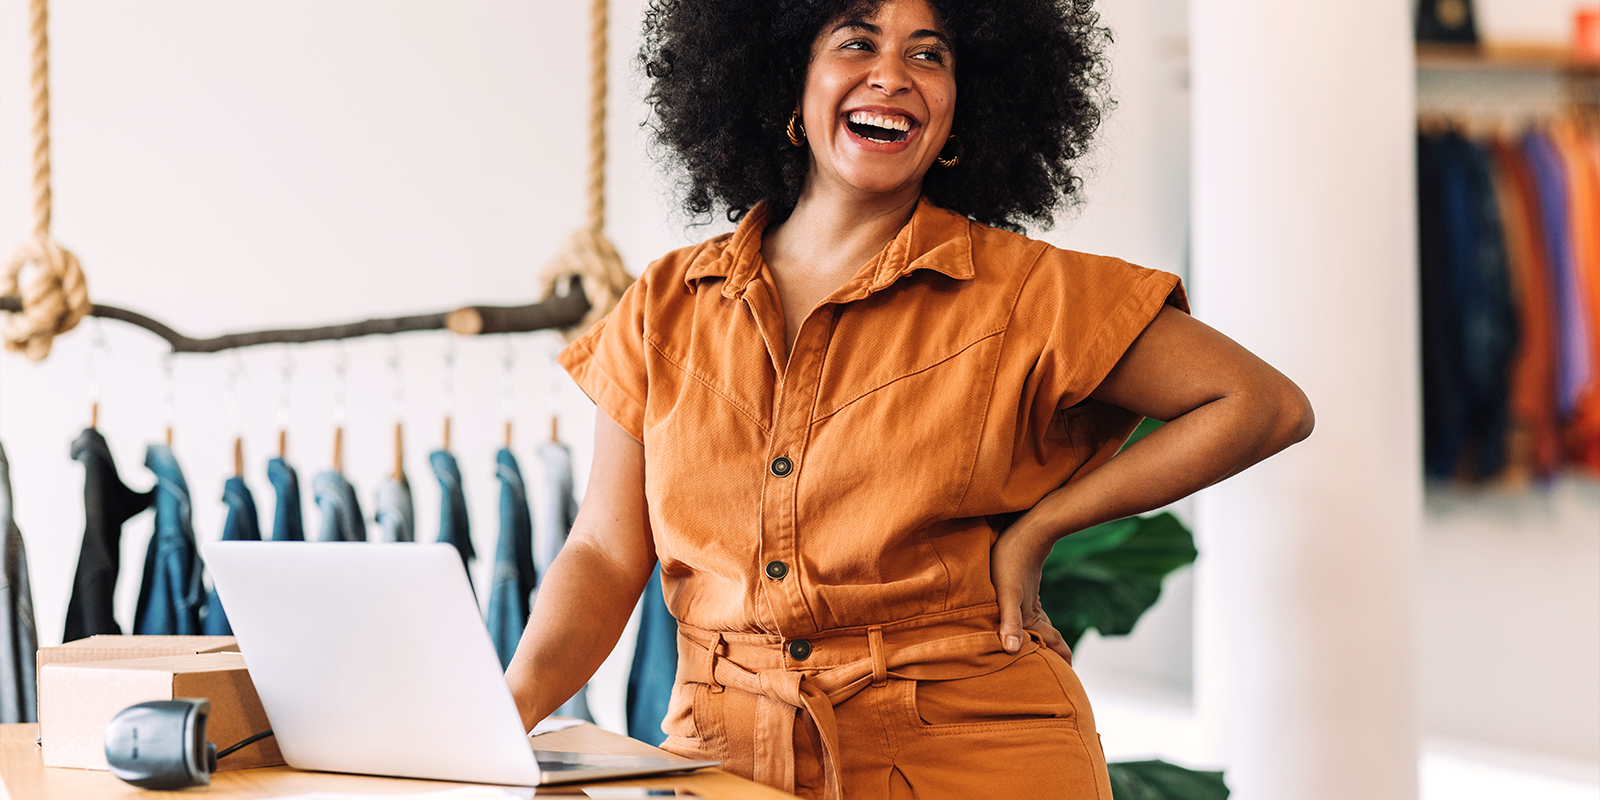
[2, 0, 90, 361]
[537, 0, 632, 341]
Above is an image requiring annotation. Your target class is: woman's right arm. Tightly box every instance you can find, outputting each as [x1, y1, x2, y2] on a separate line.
[504, 409, 656, 731]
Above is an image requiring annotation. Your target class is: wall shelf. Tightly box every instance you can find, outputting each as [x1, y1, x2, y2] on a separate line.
[1417, 42, 1600, 74]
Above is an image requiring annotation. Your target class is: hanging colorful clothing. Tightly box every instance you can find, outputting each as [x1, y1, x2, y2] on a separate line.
[0, 444, 38, 723]
[487, 448, 535, 670]
[64, 428, 152, 640]
[134, 444, 204, 635]
[203, 476, 261, 636]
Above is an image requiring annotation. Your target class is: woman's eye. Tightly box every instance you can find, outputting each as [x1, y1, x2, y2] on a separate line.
[911, 49, 946, 63]
[841, 39, 873, 51]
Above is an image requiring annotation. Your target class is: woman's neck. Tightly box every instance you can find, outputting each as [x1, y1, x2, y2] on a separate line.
[764, 184, 921, 285]
[759, 184, 922, 357]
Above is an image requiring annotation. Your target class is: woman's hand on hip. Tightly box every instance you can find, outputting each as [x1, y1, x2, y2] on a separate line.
[990, 521, 1073, 664]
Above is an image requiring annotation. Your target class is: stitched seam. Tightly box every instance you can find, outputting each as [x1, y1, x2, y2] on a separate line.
[953, 328, 1006, 518]
[643, 334, 771, 433]
[811, 327, 1007, 421]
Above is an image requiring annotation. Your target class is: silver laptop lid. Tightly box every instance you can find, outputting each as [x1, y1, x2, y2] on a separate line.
[204, 541, 542, 785]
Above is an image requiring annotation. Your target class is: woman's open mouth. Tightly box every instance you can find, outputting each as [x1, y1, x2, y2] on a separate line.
[845, 110, 914, 144]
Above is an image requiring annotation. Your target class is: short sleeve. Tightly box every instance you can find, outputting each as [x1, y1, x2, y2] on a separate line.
[558, 270, 650, 442]
[1019, 250, 1188, 412]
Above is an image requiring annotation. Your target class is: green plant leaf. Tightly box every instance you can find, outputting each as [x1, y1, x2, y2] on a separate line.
[1039, 511, 1197, 650]
[1108, 760, 1229, 800]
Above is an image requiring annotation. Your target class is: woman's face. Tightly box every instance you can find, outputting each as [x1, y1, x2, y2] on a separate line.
[799, 0, 956, 201]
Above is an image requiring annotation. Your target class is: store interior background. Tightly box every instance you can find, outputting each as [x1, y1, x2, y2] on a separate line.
[0, 1, 1595, 799]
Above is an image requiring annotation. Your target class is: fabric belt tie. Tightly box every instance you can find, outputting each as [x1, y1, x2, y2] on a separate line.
[677, 604, 1038, 800]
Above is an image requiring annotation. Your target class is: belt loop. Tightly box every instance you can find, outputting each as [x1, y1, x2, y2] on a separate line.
[708, 632, 726, 693]
[868, 626, 887, 688]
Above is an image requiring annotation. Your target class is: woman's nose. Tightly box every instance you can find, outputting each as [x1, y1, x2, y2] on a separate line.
[868, 57, 912, 94]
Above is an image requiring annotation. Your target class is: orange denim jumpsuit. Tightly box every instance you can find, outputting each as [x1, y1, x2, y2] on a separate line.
[561, 198, 1187, 800]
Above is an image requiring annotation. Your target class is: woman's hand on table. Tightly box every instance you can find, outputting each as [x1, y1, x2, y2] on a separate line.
[990, 520, 1073, 663]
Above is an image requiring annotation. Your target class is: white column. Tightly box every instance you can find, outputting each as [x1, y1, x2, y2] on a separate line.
[1189, 1, 1422, 799]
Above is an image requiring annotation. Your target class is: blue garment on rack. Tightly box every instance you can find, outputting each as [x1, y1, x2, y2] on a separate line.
[134, 444, 204, 635]
[372, 475, 415, 543]
[535, 441, 590, 721]
[267, 457, 305, 541]
[1417, 131, 1517, 480]
[627, 565, 677, 746]
[486, 449, 535, 670]
[430, 450, 474, 593]
[65, 428, 152, 640]
[1524, 130, 1595, 417]
[0, 444, 38, 723]
[203, 476, 261, 636]
[312, 471, 366, 542]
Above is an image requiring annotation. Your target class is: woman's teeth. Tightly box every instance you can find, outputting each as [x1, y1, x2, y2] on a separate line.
[846, 111, 912, 143]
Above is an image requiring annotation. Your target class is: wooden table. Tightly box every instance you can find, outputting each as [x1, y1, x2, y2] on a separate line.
[0, 723, 794, 799]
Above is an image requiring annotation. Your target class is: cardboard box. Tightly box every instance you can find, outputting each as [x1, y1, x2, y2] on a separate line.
[37, 635, 239, 673]
[39, 652, 283, 772]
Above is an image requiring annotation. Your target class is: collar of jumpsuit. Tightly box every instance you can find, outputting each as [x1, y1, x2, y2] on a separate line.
[560, 196, 1186, 799]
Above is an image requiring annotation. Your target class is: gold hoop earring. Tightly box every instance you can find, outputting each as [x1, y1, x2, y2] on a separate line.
[787, 111, 806, 147]
[935, 134, 961, 168]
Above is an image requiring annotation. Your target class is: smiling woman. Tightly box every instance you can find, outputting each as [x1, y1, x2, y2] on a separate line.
[639, 0, 1110, 231]
[504, 1, 1314, 799]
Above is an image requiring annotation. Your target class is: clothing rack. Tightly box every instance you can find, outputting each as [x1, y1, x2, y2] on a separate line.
[0, 278, 590, 353]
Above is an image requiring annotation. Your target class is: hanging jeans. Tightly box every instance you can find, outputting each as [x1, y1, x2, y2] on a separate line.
[372, 475, 415, 543]
[267, 457, 305, 541]
[65, 428, 152, 640]
[627, 565, 677, 745]
[430, 450, 474, 594]
[313, 471, 367, 542]
[203, 477, 261, 636]
[0, 444, 38, 723]
[535, 441, 590, 721]
[134, 444, 204, 635]
[487, 449, 535, 670]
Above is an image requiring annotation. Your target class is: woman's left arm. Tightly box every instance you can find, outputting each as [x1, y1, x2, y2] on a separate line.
[993, 305, 1315, 658]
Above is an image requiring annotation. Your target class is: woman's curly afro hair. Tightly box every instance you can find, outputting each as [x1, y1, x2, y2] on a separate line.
[640, 0, 1111, 232]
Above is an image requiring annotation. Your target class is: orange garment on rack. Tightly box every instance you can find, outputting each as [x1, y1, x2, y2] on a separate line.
[1491, 137, 1563, 481]
[560, 198, 1186, 800]
[1551, 120, 1600, 472]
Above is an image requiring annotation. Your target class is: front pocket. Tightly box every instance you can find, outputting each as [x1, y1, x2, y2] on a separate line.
[907, 650, 1079, 732]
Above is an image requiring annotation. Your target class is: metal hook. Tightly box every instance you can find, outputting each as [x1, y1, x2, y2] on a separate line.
[332, 343, 349, 472]
[501, 336, 515, 448]
[441, 335, 457, 450]
[277, 347, 295, 458]
[228, 354, 247, 476]
[161, 353, 176, 446]
[389, 341, 405, 480]
[545, 337, 562, 443]
[85, 319, 107, 428]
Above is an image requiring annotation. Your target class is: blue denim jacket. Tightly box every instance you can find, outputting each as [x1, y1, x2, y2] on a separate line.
[535, 441, 590, 721]
[133, 444, 203, 635]
[0, 444, 37, 723]
[430, 450, 474, 592]
[266, 457, 305, 541]
[486, 449, 535, 670]
[627, 565, 677, 746]
[203, 476, 261, 635]
[373, 475, 415, 543]
[313, 471, 366, 542]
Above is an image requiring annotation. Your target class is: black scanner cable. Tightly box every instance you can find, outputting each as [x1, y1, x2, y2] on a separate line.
[217, 729, 275, 760]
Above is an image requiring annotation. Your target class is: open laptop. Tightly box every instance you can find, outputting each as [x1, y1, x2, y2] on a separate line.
[203, 541, 717, 786]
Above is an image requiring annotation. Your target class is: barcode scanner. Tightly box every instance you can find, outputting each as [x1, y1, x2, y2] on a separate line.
[104, 699, 218, 789]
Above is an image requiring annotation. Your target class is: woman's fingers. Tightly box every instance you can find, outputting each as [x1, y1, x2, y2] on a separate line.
[1025, 602, 1074, 664]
